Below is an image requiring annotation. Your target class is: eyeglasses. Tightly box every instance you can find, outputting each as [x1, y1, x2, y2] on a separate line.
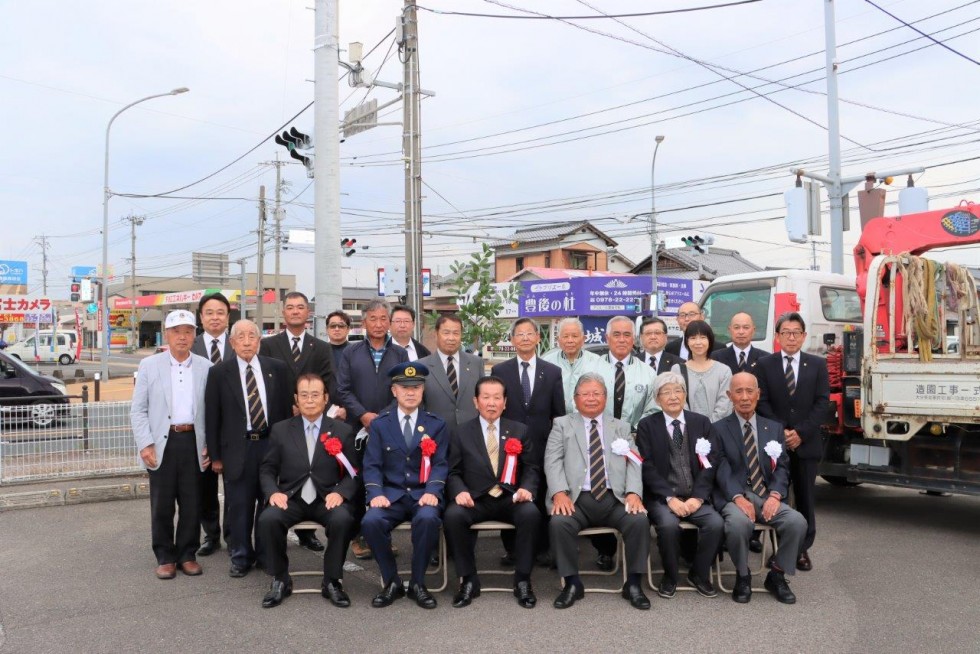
[678, 311, 701, 319]
[297, 392, 324, 400]
[512, 332, 537, 340]
[657, 388, 685, 398]
[575, 391, 606, 399]
[391, 319, 413, 325]
[327, 323, 348, 329]
[644, 330, 666, 337]
[779, 330, 805, 338]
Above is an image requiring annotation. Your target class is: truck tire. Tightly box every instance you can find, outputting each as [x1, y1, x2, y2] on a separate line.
[58, 354, 73, 365]
[821, 475, 861, 487]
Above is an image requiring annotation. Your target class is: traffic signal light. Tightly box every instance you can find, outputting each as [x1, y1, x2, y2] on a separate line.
[341, 237, 357, 257]
[663, 234, 715, 253]
[275, 127, 314, 176]
[70, 282, 81, 302]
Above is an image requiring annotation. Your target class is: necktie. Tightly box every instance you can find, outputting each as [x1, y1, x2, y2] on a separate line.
[487, 423, 503, 497]
[743, 421, 767, 496]
[300, 423, 317, 503]
[649, 354, 657, 371]
[613, 361, 625, 420]
[520, 361, 532, 406]
[738, 350, 746, 370]
[291, 336, 301, 363]
[588, 419, 608, 501]
[784, 356, 796, 396]
[245, 364, 267, 432]
[671, 419, 684, 448]
[446, 356, 458, 399]
[209, 338, 220, 364]
[403, 414, 413, 448]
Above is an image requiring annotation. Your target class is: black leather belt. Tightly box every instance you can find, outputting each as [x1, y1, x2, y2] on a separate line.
[245, 430, 269, 441]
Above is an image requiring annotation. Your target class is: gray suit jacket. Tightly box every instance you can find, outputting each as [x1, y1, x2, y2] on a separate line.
[544, 413, 641, 511]
[418, 350, 481, 435]
[131, 351, 210, 471]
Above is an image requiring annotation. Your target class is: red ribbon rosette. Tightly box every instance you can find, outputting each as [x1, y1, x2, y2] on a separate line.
[500, 437, 522, 485]
[419, 436, 437, 483]
[320, 433, 356, 477]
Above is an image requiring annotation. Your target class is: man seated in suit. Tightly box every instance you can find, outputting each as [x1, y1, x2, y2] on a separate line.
[635, 371, 723, 599]
[545, 373, 651, 610]
[711, 372, 807, 604]
[256, 373, 358, 609]
[131, 310, 211, 579]
[260, 291, 341, 553]
[444, 376, 542, 609]
[712, 312, 769, 374]
[206, 319, 292, 578]
[639, 317, 684, 375]
[419, 314, 480, 437]
[756, 312, 830, 572]
[389, 304, 430, 361]
[361, 362, 449, 610]
[490, 318, 565, 566]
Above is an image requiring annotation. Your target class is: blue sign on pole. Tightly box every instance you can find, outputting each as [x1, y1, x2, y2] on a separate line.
[71, 266, 98, 278]
[0, 260, 29, 285]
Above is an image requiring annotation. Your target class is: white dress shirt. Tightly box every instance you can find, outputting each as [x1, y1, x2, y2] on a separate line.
[206, 332, 227, 361]
[516, 354, 537, 396]
[783, 352, 800, 381]
[287, 330, 307, 353]
[169, 354, 195, 424]
[397, 408, 420, 437]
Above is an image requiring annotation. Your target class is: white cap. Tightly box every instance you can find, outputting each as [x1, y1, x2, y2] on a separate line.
[165, 309, 196, 329]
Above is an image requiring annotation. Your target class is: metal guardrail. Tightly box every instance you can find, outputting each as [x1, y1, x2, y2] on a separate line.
[0, 390, 140, 484]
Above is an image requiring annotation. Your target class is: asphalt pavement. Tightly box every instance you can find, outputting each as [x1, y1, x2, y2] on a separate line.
[0, 481, 977, 653]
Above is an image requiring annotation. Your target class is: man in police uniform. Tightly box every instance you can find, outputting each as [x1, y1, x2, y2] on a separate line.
[361, 362, 450, 610]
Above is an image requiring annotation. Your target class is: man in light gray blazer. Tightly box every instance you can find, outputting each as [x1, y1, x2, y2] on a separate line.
[545, 372, 651, 610]
[131, 310, 212, 580]
[419, 314, 481, 435]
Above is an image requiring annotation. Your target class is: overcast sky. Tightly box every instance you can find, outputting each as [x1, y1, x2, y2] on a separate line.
[3, 0, 980, 300]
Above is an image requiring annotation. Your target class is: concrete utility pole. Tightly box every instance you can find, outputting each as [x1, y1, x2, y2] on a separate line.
[237, 258, 248, 322]
[269, 159, 285, 332]
[125, 214, 145, 348]
[313, 0, 342, 339]
[34, 235, 50, 295]
[402, 0, 424, 336]
[256, 185, 266, 331]
[649, 135, 665, 316]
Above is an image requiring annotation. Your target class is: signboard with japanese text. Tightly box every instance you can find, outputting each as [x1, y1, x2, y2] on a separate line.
[0, 261, 28, 285]
[71, 265, 98, 278]
[0, 296, 54, 323]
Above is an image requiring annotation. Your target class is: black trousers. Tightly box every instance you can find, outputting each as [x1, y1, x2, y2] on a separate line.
[789, 452, 819, 551]
[501, 492, 550, 555]
[148, 430, 200, 565]
[223, 438, 269, 569]
[257, 497, 356, 582]
[198, 466, 226, 542]
[445, 494, 542, 580]
[647, 501, 723, 581]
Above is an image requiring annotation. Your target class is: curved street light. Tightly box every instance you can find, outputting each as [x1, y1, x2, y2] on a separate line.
[100, 88, 188, 379]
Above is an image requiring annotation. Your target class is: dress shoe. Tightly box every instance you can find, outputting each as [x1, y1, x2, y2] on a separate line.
[180, 560, 203, 576]
[764, 571, 797, 604]
[657, 576, 677, 599]
[749, 534, 763, 554]
[229, 563, 250, 578]
[595, 553, 615, 572]
[372, 580, 405, 608]
[351, 536, 373, 560]
[155, 563, 177, 580]
[535, 551, 555, 569]
[553, 583, 584, 609]
[499, 551, 515, 567]
[621, 583, 651, 610]
[197, 538, 220, 557]
[796, 550, 813, 571]
[321, 580, 351, 608]
[408, 583, 438, 609]
[513, 580, 536, 608]
[297, 532, 325, 552]
[686, 571, 717, 598]
[732, 573, 752, 603]
[451, 580, 481, 608]
[765, 553, 775, 569]
[262, 579, 293, 608]
[428, 553, 440, 568]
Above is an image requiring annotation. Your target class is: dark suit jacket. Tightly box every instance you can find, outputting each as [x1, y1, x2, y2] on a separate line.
[755, 351, 830, 460]
[393, 337, 430, 360]
[363, 408, 449, 503]
[640, 350, 685, 375]
[191, 332, 233, 362]
[205, 355, 292, 482]
[711, 344, 769, 375]
[635, 410, 718, 503]
[710, 412, 790, 510]
[334, 339, 408, 429]
[447, 417, 540, 500]
[665, 338, 687, 361]
[259, 414, 358, 503]
[259, 330, 335, 399]
[418, 350, 481, 435]
[490, 356, 565, 466]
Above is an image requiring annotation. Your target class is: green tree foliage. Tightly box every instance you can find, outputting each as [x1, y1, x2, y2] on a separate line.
[439, 243, 520, 352]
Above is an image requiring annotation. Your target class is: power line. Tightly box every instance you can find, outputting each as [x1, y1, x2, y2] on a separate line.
[863, 0, 980, 66]
[420, 1, 761, 20]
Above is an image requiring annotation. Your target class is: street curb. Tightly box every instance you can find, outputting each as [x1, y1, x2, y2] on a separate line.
[0, 489, 64, 511]
[66, 483, 139, 505]
[0, 476, 149, 512]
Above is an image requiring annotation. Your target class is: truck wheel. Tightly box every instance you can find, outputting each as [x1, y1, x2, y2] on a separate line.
[821, 475, 861, 487]
[58, 354, 73, 365]
[30, 401, 57, 428]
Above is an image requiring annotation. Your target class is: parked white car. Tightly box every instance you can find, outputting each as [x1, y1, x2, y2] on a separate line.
[6, 333, 76, 365]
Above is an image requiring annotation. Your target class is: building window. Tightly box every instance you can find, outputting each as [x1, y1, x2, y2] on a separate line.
[569, 252, 588, 270]
[515, 256, 524, 271]
[544, 254, 551, 267]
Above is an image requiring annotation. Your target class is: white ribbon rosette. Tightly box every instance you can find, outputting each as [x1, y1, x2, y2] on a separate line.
[694, 437, 712, 469]
[611, 437, 644, 466]
[764, 440, 782, 471]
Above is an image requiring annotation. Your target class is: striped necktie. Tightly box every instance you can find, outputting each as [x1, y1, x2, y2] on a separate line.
[613, 361, 625, 420]
[738, 350, 746, 370]
[487, 423, 503, 498]
[300, 423, 317, 503]
[588, 419, 608, 501]
[245, 364, 268, 432]
[209, 338, 221, 364]
[291, 336, 301, 363]
[784, 356, 796, 396]
[446, 355, 458, 398]
[743, 421, 767, 496]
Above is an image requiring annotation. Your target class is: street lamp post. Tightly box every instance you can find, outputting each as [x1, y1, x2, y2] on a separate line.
[101, 87, 188, 379]
[649, 135, 665, 316]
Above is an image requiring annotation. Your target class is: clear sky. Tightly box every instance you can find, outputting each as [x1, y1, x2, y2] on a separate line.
[3, 0, 979, 300]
